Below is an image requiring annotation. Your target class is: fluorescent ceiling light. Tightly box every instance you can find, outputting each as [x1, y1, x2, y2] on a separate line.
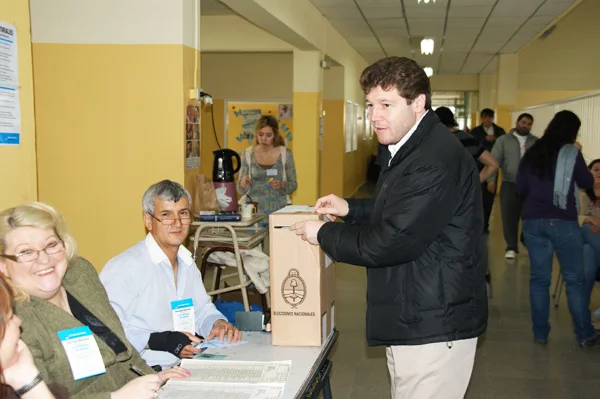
[421, 38, 434, 55]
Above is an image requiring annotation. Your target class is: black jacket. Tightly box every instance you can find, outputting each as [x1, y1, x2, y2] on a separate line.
[471, 123, 506, 152]
[317, 111, 488, 346]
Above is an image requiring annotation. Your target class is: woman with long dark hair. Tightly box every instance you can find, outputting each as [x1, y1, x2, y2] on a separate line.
[516, 110, 598, 347]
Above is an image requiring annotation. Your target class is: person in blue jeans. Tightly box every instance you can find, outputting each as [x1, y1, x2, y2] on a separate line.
[516, 110, 598, 347]
[579, 159, 600, 329]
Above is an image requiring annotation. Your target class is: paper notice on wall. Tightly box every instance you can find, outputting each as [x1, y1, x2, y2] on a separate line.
[0, 22, 18, 86]
[185, 105, 200, 169]
[0, 86, 20, 145]
[0, 22, 20, 146]
[241, 109, 262, 143]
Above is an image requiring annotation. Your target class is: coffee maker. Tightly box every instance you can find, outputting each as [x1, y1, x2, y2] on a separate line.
[212, 149, 241, 212]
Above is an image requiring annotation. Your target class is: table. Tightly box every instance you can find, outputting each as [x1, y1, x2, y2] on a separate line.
[202, 328, 339, 399]
[191, 213, 268, 311]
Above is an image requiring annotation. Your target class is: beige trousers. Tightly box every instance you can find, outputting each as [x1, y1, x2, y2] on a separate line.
[386, 338, 477, 399]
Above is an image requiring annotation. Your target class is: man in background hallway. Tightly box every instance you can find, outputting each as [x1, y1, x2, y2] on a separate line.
[471, 108, 507, 233]
[488, 114, 537, 259]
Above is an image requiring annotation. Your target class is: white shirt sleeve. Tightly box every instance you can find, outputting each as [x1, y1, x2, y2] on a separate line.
[191, 266, 227, 337]
[99, 261, 151, 352]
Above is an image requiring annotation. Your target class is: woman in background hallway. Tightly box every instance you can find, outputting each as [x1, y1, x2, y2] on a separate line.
[238, 115, 298, 222]
[517, 110, 598, 347]
[579, 159, 600, 330]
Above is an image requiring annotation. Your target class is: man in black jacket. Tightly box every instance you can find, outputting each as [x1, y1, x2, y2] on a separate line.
[291, 57, 487, 398]
[471, 108, 507, 233]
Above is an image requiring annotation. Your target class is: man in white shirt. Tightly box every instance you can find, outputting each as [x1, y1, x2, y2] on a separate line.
[100, 180, 241, 370]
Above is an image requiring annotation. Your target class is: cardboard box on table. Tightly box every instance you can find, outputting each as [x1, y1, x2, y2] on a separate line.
[269, 206, 336, 347]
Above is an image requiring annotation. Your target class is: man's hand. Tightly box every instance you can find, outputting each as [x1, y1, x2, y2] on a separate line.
[147, 331, 200, 359]
[206, 320, 242, 344]
[178, 332, 202, 359]
[290, 220, 326, 245]
[485, 135, 496, 142]
[313, 194, 349, 222]
[487, 181, 496, 194]
[574, 141, 582, 151]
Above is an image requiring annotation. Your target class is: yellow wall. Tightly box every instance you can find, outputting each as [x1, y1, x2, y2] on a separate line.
[518, 0, 600, 98]
[33, 44, 186, 269]
[201, 52, 292, 100]
[0, 1, 38, 210]
[293, 92, 321, 204]
[201, 15, 293, 52]
[515, 90, 593, 109]
[430, 74, 479, 92]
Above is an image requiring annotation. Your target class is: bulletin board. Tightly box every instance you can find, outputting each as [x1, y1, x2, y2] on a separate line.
[345, 101, 359, 153]
[225, 100, 294, 154]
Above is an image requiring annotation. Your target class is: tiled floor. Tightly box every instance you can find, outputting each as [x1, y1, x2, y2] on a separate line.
[327, 186, 600, 398]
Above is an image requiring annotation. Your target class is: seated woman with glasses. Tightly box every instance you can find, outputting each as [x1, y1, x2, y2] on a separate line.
[0, 202, 189, 399]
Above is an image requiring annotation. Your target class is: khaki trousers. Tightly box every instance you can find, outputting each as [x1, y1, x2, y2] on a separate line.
[386, 338, 477, 399]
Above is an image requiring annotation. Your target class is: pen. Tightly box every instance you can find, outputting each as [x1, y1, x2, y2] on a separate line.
[129, 364, 146, 377]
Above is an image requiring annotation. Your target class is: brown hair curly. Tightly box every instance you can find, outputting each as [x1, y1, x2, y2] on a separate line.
[254, 115, 285, 147]
[360, 56, 431, 109]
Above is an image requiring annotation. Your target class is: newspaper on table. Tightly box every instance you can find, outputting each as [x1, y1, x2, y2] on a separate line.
[158, 359, 291, 399]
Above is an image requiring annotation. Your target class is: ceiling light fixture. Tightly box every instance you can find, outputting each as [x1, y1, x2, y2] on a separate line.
[424, 67, 433, 77]
[421, 38, 434, 55]
[418, 0, 436, 4]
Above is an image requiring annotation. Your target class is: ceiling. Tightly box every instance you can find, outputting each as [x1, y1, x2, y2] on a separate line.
[201, 0, 577, 75]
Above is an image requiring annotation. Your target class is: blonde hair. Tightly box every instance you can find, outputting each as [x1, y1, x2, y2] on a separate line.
[0, 202, 78, 301]
[253, 115, 286, 147]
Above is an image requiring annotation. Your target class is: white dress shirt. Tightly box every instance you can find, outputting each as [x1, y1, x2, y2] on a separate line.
[484, 124, 494, 136]
[515, 133, 528, 157]
[388, 110, 429, 164]
[99, 233, 225, 369]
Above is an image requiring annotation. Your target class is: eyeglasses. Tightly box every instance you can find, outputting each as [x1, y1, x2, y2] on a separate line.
[1, 240, 66, 263]
[149, 213, 193, 226]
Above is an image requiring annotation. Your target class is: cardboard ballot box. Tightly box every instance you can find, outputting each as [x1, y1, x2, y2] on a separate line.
[269, 205, 336, 347]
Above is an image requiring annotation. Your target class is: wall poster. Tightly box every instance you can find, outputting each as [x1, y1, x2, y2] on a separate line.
[185, 104, 200, 169]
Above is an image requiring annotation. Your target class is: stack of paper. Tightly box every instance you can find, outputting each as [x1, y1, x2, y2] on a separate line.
[158, 359, 291, 399]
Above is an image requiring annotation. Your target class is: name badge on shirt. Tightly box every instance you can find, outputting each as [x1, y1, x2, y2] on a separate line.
[171, 298, 195, 334]
[57, 326, 106, 381]
[266, 169, 278, 176]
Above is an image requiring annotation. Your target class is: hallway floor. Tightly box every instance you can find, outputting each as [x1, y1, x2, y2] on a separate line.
[327, 188, 600, 399]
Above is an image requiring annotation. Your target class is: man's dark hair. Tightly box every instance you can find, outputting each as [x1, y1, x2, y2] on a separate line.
[480, 108, 494, 118]
[360, 56, 431, 109]
[518, 113, 534, 123]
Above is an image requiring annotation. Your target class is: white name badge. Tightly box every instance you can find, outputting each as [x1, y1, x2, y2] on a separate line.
[266, 169, 278, 176]
[171, 298, 195, 334]
[57, 326, 106, 381]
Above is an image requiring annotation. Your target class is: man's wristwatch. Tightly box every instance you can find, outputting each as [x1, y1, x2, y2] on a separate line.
[15, 373, 43, 397]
